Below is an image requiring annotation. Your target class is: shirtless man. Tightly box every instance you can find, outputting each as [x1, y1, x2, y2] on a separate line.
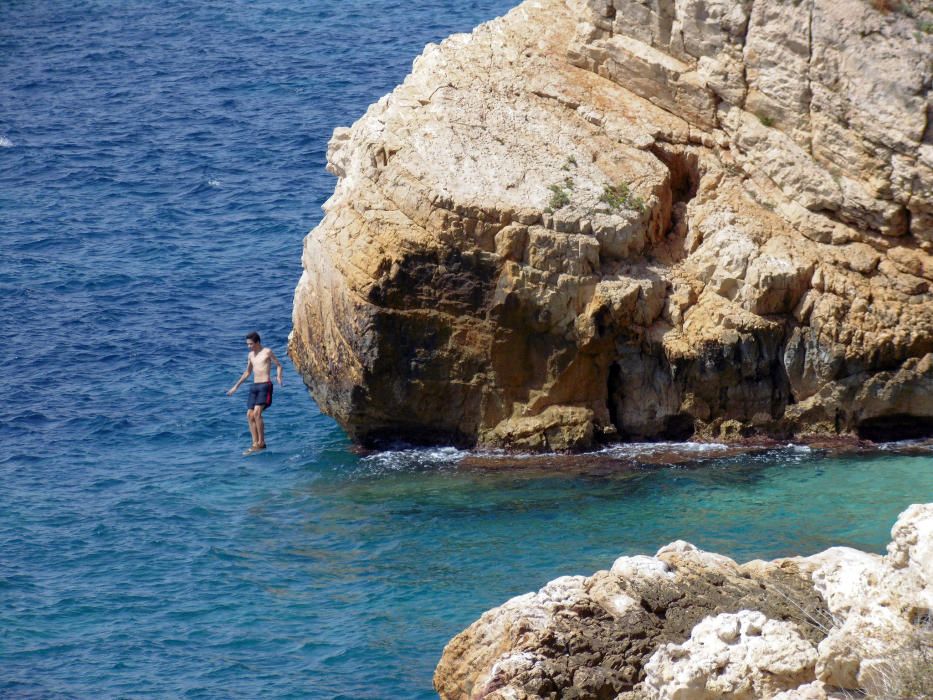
[227, 331, 283, 454]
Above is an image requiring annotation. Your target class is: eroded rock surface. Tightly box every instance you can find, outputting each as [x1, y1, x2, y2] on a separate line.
[434, 503, 933, 699]
[290, 0, 933, 450]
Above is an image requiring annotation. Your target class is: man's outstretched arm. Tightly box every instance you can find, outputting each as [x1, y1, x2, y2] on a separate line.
[270, 350, 284, 386]
[227, 358, 252, 395]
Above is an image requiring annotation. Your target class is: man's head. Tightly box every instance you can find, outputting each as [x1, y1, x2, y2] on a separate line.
[246, 331, 261, 351]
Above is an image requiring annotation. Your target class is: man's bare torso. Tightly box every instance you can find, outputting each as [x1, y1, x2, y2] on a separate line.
[250, 348, 273, 383]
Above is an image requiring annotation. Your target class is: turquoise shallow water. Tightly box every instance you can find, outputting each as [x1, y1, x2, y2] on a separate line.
[2, 0, 933, 697]
[3, 442, 932, 698]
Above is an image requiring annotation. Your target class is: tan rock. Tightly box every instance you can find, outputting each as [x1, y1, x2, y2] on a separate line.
[290, 0, 933, 450]
[744, 0, 812, 141]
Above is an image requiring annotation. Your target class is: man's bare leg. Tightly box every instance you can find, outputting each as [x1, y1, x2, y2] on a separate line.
[247, 410, 259, 448]
[253, 406, 266, 449]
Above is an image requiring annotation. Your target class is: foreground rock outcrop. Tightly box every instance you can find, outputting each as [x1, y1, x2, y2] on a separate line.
[434, 503, 933, 699]
[290, 0, 933, 450]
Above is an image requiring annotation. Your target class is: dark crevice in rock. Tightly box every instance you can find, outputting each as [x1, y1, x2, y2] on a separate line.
[857, 414, 933, 442]
[651, 145, 700, 208]
[657, 0, 675, 47]
[605, 346, 697, 442]
[805, 0, 815, 156]
[607, 362, 623, 432]
[660, 413, 696, 441]
[648, 145, 701, 263]
[769, 335, 794, 418]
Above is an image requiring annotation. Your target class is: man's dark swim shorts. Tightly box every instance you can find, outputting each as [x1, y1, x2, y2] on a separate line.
[247, 382, 273, 410]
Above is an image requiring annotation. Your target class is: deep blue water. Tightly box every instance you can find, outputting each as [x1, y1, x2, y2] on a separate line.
[1, 1, 932, 698]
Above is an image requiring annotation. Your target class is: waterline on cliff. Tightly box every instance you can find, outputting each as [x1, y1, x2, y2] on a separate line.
[351, 440, 931, 476]
[356, 441, 735, 471]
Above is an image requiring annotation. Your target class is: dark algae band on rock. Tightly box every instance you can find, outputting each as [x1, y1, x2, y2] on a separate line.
[434, 504, 933, 700]
[290, 0, 933, 451]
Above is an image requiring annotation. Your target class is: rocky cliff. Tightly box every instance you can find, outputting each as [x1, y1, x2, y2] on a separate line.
[434, 503, 933, 699]
[289, 0, 933, 450]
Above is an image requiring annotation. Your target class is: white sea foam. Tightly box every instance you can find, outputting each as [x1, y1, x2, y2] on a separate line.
[594, 441, 731, 458]
[0, 136, 14, 148]
[354, 439, 843, 471]
[359, 442, 737, 469]
[360, 446, 468, 472]
[207, 178, 221, 188]
[879, 438, 933, 451]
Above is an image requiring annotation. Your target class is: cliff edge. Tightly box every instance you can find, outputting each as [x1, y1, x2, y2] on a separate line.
[290, 0, 933, 450]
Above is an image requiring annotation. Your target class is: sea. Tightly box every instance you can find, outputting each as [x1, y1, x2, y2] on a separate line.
[1, 1, 931, 698]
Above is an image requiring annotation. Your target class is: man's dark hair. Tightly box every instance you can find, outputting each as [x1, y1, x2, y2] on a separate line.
[246, 331, 261, 343]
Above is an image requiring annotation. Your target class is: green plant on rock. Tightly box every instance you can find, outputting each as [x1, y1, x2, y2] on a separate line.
[546, 158, 580, 212]
[599, 182, 645, 214]
[547, 181, 572, 211]
[758, 113, 775, 127]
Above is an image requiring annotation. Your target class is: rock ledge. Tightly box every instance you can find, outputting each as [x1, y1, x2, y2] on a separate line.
[434, 503, 933, 699]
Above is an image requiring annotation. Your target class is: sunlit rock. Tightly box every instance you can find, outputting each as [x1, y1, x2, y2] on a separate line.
[290, 0, 932, 450]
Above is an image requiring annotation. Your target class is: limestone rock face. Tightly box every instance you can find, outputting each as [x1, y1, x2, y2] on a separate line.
[434, 503, 933, 700]
[642, 611, 819, 699]
[290, 0, 933, 449]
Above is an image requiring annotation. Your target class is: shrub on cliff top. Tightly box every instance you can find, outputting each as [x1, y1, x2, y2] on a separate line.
[547, 182, 571, 211]
[600, 182, 645, 214]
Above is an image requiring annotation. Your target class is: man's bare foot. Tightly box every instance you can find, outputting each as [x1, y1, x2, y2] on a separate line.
[243, 446, 259, 455]
[255, 444, 266, 451]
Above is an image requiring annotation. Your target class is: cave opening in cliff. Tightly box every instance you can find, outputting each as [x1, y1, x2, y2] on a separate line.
[856, 414, 933, 442]
[649, 145, 700, 263]
[652, 147, 699, 207]
[659, 413, 696, 441]
[606, 361, 696, 442]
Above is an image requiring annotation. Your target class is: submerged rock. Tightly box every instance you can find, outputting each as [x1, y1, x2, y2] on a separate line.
[290, 0, 933, 450]
[434, 503, 933, 699]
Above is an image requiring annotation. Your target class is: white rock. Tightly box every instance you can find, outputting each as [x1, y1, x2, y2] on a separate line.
[805, 504, 933, 690]
[610, 553, 674, 580]
[642, 610, 819, 699]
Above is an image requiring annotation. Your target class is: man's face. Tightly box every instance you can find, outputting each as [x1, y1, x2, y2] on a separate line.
[246, 339, 257, 352]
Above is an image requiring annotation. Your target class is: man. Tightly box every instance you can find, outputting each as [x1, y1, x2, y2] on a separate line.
[227, 331, 283, 455]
